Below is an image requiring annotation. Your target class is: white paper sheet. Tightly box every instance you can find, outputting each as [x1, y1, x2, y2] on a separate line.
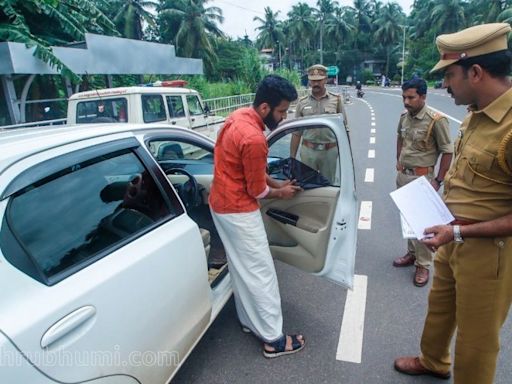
[390, 176, 455, 239]
[400, 213, 416, 239]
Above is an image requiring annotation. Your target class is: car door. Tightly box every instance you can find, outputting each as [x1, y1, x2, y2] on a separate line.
[263, 115, 357, 289]
[0, 136, 212, 383]
[142, 115, 357, 289]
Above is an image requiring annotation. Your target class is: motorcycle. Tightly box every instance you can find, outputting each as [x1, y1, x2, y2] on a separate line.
[356, 89, 364, 98]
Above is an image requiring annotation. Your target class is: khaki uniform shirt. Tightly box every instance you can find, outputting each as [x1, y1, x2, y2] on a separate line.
[397, 105, 453, 168]
[295, 91, 348, 143]
[444, 88, 512, 221]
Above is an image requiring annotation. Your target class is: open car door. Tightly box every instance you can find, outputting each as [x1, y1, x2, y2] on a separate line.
[262, 115, 357, 289]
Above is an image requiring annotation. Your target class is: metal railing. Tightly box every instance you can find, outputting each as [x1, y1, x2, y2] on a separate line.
[0, 118, 67, 130]
[1, 88, 310, 130]
[204, 88, 308, 117]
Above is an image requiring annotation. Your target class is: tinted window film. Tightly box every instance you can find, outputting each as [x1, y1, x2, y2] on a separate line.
[268, 127, 340, 187]
[166, 96, 186, 118]
[186, 95, 204, 116]
[76, 98, 128, 123]
[142, 95, 167, 123]
[8, 150, 174, 279]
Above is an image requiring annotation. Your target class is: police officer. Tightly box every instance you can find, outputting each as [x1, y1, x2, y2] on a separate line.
[394, 23, 512, 384]
[393, 77, 453, 287]
[290, 64, 348, 183]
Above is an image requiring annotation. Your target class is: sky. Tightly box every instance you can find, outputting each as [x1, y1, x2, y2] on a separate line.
[211, 0, 414, 40]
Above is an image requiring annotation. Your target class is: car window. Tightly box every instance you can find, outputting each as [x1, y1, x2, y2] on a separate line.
[167, 96, 186, 118]
[268, 127, 340, 187]
[186, 95, 204, 116]
[148, 140, 213, 175]
[76, 98, 128, 123]
[142, 95, 167, 123]
[6, 149, 176, 282]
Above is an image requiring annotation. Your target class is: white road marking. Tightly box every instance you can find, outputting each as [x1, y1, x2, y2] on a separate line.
[371, 116, 375, 121]
[370, 91, 463, 124]
[336, 274, 368, 363]
[368, 149, 375, 158]
[371, 128, 376, 134]
[370, 137, 376, 144]
[358, 201, 372, 230]
[364, 168, 374, 182]
[371, 122, 376, 126]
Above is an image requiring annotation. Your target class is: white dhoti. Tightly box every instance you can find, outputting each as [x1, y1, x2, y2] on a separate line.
[210, 208, 283, 342]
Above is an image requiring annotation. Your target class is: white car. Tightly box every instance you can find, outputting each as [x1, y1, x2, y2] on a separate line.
[0, 115, 357, 383]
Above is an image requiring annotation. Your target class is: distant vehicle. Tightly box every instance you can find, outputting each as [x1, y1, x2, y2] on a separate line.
[66, 82, 224, 138]
[434, 80, 443, 89]
[0, 115, 357, 383]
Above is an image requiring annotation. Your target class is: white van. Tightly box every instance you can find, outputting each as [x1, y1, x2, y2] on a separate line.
[66, 84, 225, 138]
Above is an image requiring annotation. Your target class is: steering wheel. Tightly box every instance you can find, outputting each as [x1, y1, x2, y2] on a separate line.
[165, 168, 201, 208]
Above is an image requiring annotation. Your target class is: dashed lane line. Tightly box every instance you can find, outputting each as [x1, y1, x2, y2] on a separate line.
[358, 201, 372, 230]
[336, 274, 368, 363]
[368, 149, 375, 158]
[365, 168, 374, 182]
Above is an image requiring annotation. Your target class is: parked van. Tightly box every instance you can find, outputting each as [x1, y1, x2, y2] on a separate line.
[66, 83, 225, 138]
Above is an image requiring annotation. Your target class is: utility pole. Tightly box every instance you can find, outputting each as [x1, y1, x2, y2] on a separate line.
[401, 25, 406, 85]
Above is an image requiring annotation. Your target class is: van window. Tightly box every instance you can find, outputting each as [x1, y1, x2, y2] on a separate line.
[7, 149, 176, 281]
[76, 98, 128, 123]
[186, 95, 204, 116]
[142, 95, 167, 123]
[167, 96, 186, 118]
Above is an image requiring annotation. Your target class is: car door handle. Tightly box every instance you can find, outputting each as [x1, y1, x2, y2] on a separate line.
[41, 306, 96, 348]
[171, 120, 177, 125]
[191, 118, 195, 122]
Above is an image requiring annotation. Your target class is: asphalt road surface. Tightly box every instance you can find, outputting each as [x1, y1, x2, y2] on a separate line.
[172, 86, 512, 384]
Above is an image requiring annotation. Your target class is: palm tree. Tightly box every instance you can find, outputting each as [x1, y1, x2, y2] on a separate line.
[287, 3, 315, 69]
[159, 0, 225, 64]
[351, 0, 373, 50]
[0, 0, 116, 77]
[316, 0, 337, 64]
[430, 0, 466, 34]
[109, 0, 158, 40]
[374, 2, 405, 76]
[254, 7, 284, 66]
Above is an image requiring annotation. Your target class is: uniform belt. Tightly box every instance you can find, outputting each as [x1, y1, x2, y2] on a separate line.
[401, 166, 433, 176]
[451, 219, 480, 226]
[302, 140, 337, 151]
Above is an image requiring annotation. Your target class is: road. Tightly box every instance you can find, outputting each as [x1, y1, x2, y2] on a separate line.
[172, 86, 512, 384]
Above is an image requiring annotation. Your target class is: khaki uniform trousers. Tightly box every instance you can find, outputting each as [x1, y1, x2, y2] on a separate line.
[396, 171, 434, 267]
[300, 145, 338, 183]
[419, 237, 512, 384]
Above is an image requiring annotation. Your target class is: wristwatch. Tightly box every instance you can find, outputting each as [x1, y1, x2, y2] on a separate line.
[435, 177, 444, 185]
[453, 225, 464, 243]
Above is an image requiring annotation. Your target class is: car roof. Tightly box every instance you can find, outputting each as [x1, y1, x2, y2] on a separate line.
[0, 123, 186, 174]
[68, 86, 198, 100]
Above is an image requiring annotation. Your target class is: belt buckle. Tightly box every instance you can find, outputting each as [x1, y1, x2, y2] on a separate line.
[404, 168, 414, 175]
[316, 143, 325, 150]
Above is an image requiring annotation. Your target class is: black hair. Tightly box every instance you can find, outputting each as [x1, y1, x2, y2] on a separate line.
[253, 75, 298, 108]
[401, 77, 427, 96]
[456, 50, 512, 78]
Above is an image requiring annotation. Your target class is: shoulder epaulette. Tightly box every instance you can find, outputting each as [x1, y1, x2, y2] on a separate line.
[426, 108, 444, 121]
[328, 91, 340, 97]
[299, 94, 309, 102]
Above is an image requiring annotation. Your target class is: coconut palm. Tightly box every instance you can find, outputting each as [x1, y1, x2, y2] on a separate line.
[287, 3, 315, 68]
[430, 0, 466, 34]
[159, 0, 225, 63]
[109, 0, 158, 40]
[374, 2, 405, 76]
[254, 7, 284, 66]
[316, 0, 337, 64]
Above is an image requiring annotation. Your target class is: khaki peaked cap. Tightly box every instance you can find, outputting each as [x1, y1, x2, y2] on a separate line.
[308, 64, 328, 80]
[431, 23, 511, 73]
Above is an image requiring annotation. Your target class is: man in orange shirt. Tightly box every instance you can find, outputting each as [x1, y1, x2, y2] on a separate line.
[209, 75, 304, 358]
